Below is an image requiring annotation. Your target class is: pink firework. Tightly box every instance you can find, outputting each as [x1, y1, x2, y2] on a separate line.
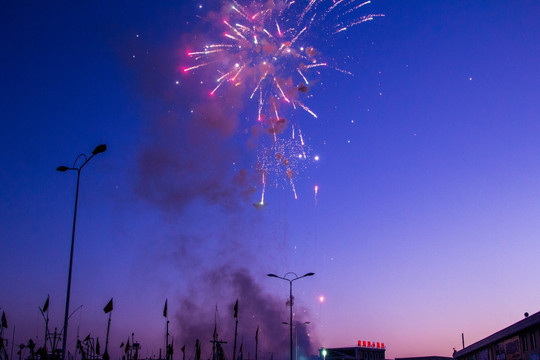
[183, 0, 382, 199]
[183, 0, 382, 125]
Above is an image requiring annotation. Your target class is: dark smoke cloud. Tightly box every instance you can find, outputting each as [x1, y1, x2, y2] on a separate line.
[128, 37, 259, 213]
[174, 266, 316, 360]
[135, 108, 257, 214]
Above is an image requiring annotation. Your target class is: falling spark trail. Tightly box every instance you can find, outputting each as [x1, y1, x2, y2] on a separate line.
[296, 101, 318, 118]
[231, 64, 246, 81]
[261, 173, 266, 204]
[217, 69, 235, 82]
[211, 80, 225, 95]
[188, 49, 225, 56]
[224, 20, 248, 40]
[208, 44, 236, 49]
[334, 67, 353, 75]
[290, 177, 298, 199]
[235, 23, 251, 32]
[326, 0, 349, 15]
[275, 20, 282, 36]
[298, 0, 319, 23]
[335, 14, 384, 33]
[183, 63, 211, 72]
[231, 0, 250, 19]
[274, 79, 290, 103]
[339, 0, 371, 18]
[304, 63, 327, 69]
[271, 102, 279, 142]
[297, 68, 309, 84]
[258, 89, 263, 121]
[290, 26, 307, 45]
[224, 33, 241, 41]
[250, 72, 267, 99]
[298, 128, 305, 146]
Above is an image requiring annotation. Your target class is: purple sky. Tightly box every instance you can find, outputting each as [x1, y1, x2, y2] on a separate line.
[1, 1, 540, 359]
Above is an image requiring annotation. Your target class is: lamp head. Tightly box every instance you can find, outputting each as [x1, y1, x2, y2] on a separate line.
[56, 166, 70, 172]
[303, 272, 315, 277]
[92, 144, 107, 155]
[267, 273, 278, 278]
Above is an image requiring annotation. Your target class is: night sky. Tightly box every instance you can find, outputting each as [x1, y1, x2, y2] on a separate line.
[1, 1, 540, 359]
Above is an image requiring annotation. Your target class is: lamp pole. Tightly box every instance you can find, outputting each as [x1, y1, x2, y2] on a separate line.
[57, 144, 107, 360]
[282, 321, 310, 360]
[267, 272, 314, 360]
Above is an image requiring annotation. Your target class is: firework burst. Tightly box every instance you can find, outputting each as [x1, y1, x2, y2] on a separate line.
[183, 0, 383, 201]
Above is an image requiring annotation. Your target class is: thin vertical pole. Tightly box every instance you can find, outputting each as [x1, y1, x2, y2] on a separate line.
[11, 325, 16, 360]
[165, 321, 169, 360]
[255, 327, 258, 360]
[289, 281, 293, 360]
[104, 312, 111, 358]
[233, 319, 238, 360]
[61, 169, 81, 360]
[44, 312, 49, 351]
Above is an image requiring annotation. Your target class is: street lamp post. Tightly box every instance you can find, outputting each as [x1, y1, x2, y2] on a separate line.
[267, 272, 314, 360]
[57, 144, 107, 360]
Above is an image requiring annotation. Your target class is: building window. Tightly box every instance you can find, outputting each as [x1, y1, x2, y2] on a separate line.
[523, 335, 529, 352]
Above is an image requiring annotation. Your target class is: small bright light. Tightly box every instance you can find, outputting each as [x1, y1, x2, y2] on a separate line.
[175, 81, 179, 85]
[314, 155, 319, 161]
[469, 77, 472, 80]
[199, 4, 203, 8]
[300, 47, 304, 51]
[298, 154, 303, 159]
[235, 63, 240, 68]
[319, 296, 325, 303]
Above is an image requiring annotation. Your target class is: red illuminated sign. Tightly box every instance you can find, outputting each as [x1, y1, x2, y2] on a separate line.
[357, 340, 386, 349]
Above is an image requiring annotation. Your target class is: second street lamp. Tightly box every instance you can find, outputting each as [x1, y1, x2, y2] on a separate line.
[282, 321, 310, 360]
[57, 144, 106, 360]
[267, 272, 314, 360]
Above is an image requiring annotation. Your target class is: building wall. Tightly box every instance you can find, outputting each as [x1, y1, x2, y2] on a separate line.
[454, 325, 540, 360]
[320, 346, 386, 360]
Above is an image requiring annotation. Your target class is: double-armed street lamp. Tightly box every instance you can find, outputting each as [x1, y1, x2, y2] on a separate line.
[57, 144, 107, 360]
[267, 272, 315, 360]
